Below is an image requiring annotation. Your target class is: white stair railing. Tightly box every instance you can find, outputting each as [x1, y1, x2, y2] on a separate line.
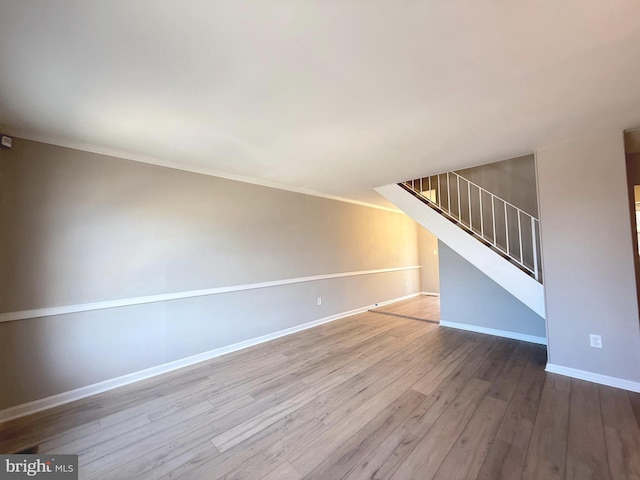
[401, 171, 541, 282]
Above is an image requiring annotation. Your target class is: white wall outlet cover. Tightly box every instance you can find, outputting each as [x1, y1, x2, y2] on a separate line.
[1, 136, 12, 148]
[589, 334, 603, 348]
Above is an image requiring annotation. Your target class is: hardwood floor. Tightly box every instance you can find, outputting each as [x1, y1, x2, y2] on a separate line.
[370, 294, 440, 322]
[1, 305, 639, 479]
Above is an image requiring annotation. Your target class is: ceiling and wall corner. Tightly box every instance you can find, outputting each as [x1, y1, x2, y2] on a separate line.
[1, 1, 640, 205]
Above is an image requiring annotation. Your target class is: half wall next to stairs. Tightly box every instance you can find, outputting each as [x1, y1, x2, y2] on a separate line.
[439, 242, 546, 344]
[376, 183, 546, 319]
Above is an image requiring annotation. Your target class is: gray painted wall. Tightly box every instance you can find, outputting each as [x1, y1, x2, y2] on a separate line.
[438, 241, 546, 338]
[417, 227, 439, 294]
[537, 131, 640, 383]
[0, 138, 421, 410]
[456, 154, 538, 217]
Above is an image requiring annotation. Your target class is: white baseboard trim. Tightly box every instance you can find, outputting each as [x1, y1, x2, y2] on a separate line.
[545, 364, 640, 393]
[371, 292, 421, 308]
[0, 292, 420, 423]
[439, 320, 547, 345]
[0, 265, 420, 324]
[421, 291, 440, 297]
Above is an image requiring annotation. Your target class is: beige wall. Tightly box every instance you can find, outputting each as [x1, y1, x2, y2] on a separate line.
[0, 138, 421, 410]
[417, 226, 439, 293]
[537, 131, 640, 383]
[0, 139, 419, 311]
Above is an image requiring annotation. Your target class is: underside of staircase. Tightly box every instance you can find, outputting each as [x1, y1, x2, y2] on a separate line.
[376, 183, 546, 318]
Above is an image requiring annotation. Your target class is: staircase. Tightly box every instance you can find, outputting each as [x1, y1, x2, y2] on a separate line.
[376, 172, 545, 318]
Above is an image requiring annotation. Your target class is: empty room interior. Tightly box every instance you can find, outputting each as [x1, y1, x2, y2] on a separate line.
[1, 2, 640, 479]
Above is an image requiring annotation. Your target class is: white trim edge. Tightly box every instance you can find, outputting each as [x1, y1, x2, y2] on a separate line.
[439, 320, 547, 345]
[0, 292, 421, 423]
[545, 363, 640, 393]
[6, 132, 402, 213]
[371, 292, 421, 308]
[0, 265, 420, 323]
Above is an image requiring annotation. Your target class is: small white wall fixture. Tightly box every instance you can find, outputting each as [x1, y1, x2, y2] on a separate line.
[376, 184, 545, 318]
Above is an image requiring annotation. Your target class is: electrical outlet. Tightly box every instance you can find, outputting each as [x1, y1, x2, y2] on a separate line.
[589, 334, 602, 348]
[317, 297, 322, 306]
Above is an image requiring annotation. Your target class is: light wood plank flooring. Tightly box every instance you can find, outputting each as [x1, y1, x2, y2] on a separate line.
[1, 307, 639, 479]
[370, 294, 440, 322]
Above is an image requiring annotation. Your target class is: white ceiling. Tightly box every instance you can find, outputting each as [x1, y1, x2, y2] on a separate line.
[1, 1, 640, 207]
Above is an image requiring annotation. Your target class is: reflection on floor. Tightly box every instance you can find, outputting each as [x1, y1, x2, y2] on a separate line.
[370, 294, 440, 323]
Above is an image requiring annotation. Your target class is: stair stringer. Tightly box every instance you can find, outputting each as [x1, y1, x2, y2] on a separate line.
[376, 183, 546, 318]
